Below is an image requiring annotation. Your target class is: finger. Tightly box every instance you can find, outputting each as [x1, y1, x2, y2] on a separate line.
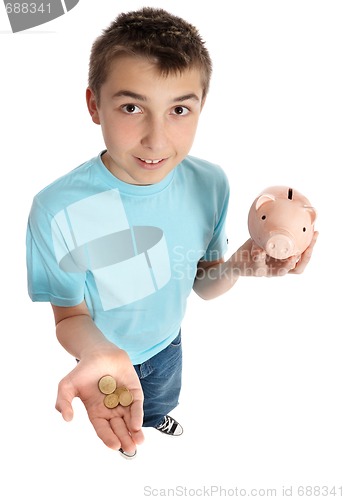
[264, 255, 296, 277]
[290, 231, 319, 274]
[290, 254, 309, 274]
[55, 377, 76, 422]
[110, 416, 137, 454]
[287, 255, 299, 270]
[280, 257, 298, 275]
[251, 242, 266, 262]
[55, 398, 74, 422]
[91, 417, 121, 450]
[129, 399, 144, 432]
[124, 401, 145, 445]
[310, 230, 319, 248]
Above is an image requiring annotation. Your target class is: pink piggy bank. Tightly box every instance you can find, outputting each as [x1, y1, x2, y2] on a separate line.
[248, 186, 317, 260]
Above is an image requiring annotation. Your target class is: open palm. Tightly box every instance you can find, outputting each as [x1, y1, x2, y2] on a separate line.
[55, 348, 144, 454]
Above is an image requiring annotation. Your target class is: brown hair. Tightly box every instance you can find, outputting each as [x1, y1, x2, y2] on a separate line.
[88, 7, 212, 105]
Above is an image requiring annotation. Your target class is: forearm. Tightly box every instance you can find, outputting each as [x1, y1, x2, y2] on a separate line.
[193, 239, 258, 300]
[56, 314, 119, 360]
[193, 234, 317, 300]
[193, 258, 240, 300]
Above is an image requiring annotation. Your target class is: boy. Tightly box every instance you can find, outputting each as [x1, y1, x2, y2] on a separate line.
[26, 7, 317, 459]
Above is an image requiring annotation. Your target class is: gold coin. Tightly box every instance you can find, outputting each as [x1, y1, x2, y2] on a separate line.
[114, 387, 127, 396]
[98, 375, 117, 395]
[103, 393, 119, 409]
[118, 388, 134, 407]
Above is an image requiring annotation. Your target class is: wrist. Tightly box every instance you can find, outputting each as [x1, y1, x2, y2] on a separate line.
[227, 257, 243, 278]
[79, 339, 123, 360]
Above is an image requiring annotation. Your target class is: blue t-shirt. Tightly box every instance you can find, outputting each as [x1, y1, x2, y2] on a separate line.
[26, 152, 229, 364]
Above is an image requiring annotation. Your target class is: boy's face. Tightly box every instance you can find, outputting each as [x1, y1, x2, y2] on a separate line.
[87, 56, 205, 185]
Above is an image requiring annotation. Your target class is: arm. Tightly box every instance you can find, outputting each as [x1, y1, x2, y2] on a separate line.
[53, 301, 119, 360]
[193, 232, 318, 300]
[193, 257, 238, 300]
[52, 301, 144, 453]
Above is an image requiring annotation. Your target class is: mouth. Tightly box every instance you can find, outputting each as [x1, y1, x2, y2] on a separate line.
[136, 157, 167, 170]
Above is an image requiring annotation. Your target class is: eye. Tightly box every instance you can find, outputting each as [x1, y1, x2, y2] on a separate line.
[261, 215, 266, 220]
[121, 104, 142, 114]
[171, 106, 190, 116]
[303, 227, 306, 232]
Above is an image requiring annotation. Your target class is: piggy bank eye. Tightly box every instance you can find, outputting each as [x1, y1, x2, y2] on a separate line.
[303, 227, 306, 232]
[261, 215, 266, 220]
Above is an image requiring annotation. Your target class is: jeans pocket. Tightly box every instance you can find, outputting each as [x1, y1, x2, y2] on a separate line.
[170, 330, 182, 348]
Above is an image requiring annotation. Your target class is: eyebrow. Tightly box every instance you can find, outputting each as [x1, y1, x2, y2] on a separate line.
[112, 90, 200, 103]
[174, 93, 200, 103]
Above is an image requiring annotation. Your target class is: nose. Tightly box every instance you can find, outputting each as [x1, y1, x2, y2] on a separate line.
[141, 115, 168, 151]
[265, 233, 295, 259]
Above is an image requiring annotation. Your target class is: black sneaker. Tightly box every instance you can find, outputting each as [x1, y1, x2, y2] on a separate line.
[155, 415, 183, 436]
[119, 448, 137, 459]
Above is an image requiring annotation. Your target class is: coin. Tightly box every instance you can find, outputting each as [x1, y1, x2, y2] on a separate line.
[103, 393, 119, 409]
[114, 387, 126, 396]
[98, 375, 117, 395]
[118, 387, 134, 407]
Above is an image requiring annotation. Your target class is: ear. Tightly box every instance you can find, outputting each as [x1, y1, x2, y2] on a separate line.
[86, 87, 101, 125]
[304, 205, 317, 224]
[255, 193, 276, 210]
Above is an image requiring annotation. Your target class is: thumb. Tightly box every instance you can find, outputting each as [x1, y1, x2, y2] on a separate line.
[251, 242, 266, 262]
[55, 376, 76, 422]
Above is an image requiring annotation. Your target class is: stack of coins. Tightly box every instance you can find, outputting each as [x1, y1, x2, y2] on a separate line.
[98, 375, 134, 409]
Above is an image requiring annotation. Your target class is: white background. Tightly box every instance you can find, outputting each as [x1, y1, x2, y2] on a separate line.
[1, 1, 345, 498]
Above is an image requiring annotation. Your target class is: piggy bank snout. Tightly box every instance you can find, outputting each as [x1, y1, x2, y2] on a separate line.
[265, 232, 295, 259]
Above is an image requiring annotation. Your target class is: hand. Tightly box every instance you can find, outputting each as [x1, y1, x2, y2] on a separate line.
[55, 347, 144, 454]
[288, 231, 319, 274]
[265, 230, 319, 276]
[231, 231, 318, 277]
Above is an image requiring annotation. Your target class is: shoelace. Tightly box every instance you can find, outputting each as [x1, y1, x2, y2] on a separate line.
[157, 416, 174, 432]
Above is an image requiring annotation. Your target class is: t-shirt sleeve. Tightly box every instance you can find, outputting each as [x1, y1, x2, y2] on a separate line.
[26, 197, 86, 306]
[202, 168, 230, 262]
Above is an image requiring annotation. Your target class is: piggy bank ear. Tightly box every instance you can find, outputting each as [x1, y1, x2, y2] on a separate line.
[304, 205, 317, 224]
[255, 193, 276, 210]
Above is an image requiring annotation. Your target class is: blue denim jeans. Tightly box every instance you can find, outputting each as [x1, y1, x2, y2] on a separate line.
[134, 331, 182, 428]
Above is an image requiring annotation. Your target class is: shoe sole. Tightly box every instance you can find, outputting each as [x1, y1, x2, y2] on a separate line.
[119, 448, 137, 459]
[156, 428, 184, 437]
